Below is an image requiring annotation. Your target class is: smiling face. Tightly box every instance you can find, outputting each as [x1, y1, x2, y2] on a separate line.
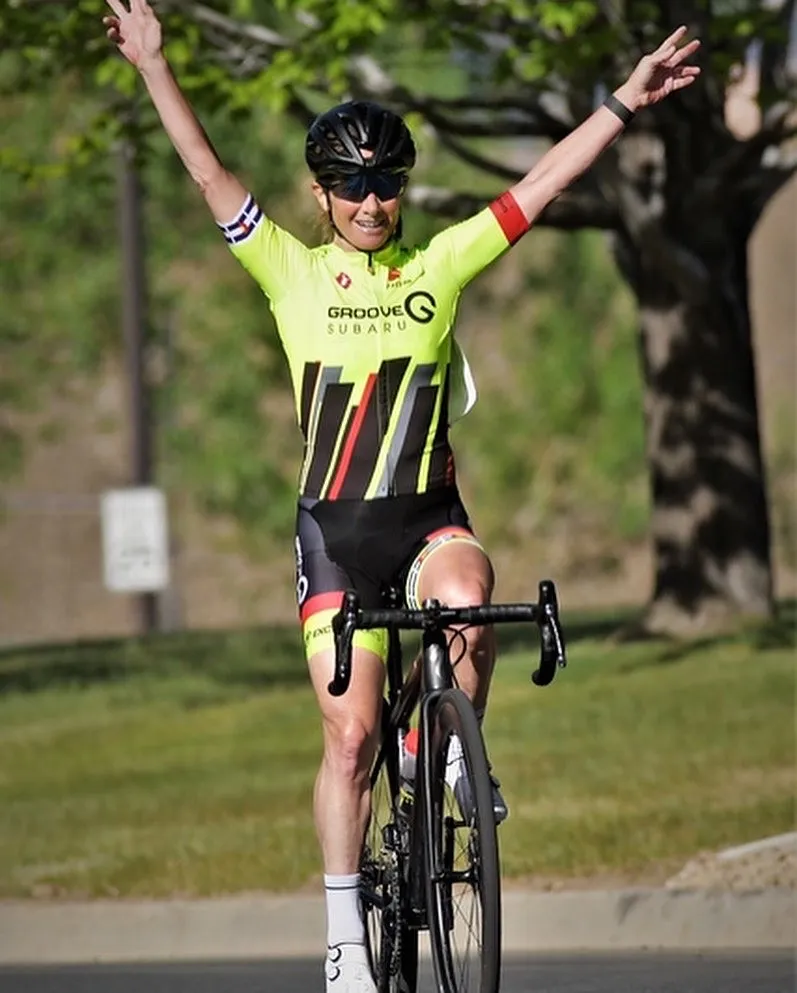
[312, 145, 404, 253]
[312, 182, 402, 253]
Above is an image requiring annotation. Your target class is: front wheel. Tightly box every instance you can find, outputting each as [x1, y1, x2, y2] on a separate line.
[360, 708, 418, 993]
[423, 688, 501, 993]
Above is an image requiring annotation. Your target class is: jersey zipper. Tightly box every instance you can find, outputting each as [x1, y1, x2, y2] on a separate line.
[379, 364, 395, 497]
[372, 254, 395, 496]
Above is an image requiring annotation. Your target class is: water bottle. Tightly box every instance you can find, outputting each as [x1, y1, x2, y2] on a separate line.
[398, 727, 418, 816]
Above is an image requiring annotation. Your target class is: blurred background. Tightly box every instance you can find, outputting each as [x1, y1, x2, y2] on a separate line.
[1, 2, 794, 646]
[0, 176, 793, 644]
[0, 0, 794, 901]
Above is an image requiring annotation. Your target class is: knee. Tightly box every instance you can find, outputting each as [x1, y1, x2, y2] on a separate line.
[323, 715, 375, 782]
[435, 576, 492, 611]
[440, 578, 498, 654]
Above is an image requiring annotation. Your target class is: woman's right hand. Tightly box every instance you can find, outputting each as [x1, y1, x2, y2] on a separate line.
[103, 0, 163, 69]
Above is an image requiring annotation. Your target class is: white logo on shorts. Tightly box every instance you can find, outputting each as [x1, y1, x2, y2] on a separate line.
[295, 536, 309, 606]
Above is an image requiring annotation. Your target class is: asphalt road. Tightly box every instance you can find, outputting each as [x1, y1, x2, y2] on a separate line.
[0, 953, 792, 993]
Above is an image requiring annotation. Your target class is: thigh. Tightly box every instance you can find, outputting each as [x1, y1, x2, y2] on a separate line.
[413, 536, 494, 607]
[296, 499, 388, 661]
[409, 536, 495, 700]
[402, 493, 494, 608]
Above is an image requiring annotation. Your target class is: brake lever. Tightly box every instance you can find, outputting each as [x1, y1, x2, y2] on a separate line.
[328, 590, 360, 697]
[531, 579, 567, 686]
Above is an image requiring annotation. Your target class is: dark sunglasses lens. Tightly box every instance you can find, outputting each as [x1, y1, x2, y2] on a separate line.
[369, 173, 405, 200]
[328, 172, 405, 202]
[330, 174, 368, 202]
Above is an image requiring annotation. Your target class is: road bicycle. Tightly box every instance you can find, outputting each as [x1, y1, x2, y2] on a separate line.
[329, 579, 567, 993]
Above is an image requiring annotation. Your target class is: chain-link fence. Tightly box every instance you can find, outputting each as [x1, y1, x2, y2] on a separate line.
[0, 491, 137, 647]
[0, 489, 297, 649]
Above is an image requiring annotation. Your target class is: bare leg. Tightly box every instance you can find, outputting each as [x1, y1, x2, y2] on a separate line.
[414, 541, 496, 707]
[412, 539, 508, 822]
[308, 645, 386, 990]
[307, 646, 385, 874]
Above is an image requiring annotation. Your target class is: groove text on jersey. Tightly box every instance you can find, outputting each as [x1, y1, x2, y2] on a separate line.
[327, 292, 437, 334]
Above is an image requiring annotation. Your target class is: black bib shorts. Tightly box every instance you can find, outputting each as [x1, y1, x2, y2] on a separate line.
[294, 487, 483, 660]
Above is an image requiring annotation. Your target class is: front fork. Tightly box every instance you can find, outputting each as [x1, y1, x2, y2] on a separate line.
[406, 622, 453, 926]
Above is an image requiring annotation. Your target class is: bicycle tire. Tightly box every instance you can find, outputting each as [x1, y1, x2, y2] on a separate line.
[423, 688, 501, 993]
[360, 705, 419, 993]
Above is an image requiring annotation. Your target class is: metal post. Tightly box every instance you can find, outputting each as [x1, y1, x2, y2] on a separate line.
[158, 308, 184, 633]
[117, 132, 158, 635]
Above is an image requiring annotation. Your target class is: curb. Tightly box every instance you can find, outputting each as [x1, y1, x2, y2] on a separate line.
[0, 889, 793, 964]
[501, 889, 795, 951]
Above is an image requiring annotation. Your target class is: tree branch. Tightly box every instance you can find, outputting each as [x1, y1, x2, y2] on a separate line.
[432, 132, 526, 184]
[415, 98, 571, 140]
[405, 185, 619, 231]
[165, 0, 290, 49]
[208, 37, 271, 77]
[160, 0, 322, 129]
[159, 6, 574, 157]
[411, 94, 573, 138]
[161, 6, 573, 144]
[711, 102, 797, 188]
[740, 144, 797, 222]
[348, 54, 570, 139]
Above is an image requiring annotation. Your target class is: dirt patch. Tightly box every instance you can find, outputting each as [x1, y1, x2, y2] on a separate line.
[665, 835, 797, 891]
[503, 835, 797, 893]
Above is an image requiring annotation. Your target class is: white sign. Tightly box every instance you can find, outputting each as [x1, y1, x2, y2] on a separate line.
[101, 487, 170, 593]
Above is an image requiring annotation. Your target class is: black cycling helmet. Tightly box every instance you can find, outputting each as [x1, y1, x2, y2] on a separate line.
[305, 100, 416, 185]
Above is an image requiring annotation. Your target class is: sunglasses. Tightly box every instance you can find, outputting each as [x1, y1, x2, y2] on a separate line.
[325, 170, 407, 203]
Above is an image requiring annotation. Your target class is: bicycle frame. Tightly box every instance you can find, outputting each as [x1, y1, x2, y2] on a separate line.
[363, 604, 447, 926]
[331, 580, 568, 933]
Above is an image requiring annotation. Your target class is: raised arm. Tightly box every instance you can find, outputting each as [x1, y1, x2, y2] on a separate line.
[510, 26, 701, 226]
[104, 0, 247, 222]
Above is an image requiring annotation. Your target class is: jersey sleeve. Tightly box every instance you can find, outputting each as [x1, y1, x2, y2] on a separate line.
[425, 191, 531, 289]
[217, 193, 311, 303]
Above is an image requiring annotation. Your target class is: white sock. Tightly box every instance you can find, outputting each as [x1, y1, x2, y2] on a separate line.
[324, 873, 365, 947]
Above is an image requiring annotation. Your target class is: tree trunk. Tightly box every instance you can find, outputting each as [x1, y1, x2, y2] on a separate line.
[613, 221, 774, 636]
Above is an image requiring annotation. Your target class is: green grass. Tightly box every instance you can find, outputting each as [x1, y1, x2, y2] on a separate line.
[0, 609, 793, 898]
[490, 611, 795, 883]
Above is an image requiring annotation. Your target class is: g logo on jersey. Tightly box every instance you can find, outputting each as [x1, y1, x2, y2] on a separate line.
[404, 291, 436, 324]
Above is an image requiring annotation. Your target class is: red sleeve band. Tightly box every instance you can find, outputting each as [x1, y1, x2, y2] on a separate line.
[489, 191, 530, 246]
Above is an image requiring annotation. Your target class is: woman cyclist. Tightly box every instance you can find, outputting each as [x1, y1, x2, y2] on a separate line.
[103, 3, 700, 990]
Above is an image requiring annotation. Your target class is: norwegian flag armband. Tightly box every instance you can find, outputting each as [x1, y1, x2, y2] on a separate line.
[217, 194, 263, 245]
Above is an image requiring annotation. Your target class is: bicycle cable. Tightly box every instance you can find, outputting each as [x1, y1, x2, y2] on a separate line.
[446, 625, 470, 670]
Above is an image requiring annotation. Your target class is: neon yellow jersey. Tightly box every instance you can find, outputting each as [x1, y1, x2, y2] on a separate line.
[219, 192, 529, 500]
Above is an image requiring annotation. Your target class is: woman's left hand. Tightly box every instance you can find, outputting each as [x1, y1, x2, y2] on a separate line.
[618, 25, 701, 110]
